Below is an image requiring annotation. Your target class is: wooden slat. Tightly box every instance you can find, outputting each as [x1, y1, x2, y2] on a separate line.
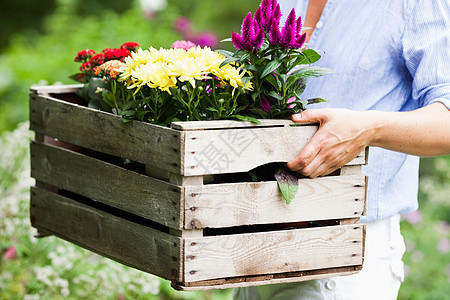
[30, 84, 84, 94]
[29, 93, 183, 174]
[183, 224, 364, 282]
[30, 187, 181, 282]
[30, 141, 183, 229]
[182, 126, 365, 176]
[175, 265, 363, 291]
[184, 175, 365, 229]
[171, 119, 308, 130]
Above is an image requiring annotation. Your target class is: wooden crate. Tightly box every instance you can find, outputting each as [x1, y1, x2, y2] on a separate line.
[29, 85, 367, 291]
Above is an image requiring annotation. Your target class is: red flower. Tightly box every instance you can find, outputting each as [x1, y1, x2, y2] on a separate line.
[77, 73, 87, 83]
[102, 48, 131, 61]
[80, 62, 92, 72]
[74, 49, 96, 62]
[89, 53, 105, 67]
[120, 42, 140, 51]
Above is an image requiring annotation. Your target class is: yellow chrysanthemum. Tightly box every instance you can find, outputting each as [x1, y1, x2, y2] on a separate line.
[212, 65, 253, 91]
[128, 62, 177, 94]
[160, 48, 189, 64]
[119, 48, 163, 82]
[167, 57, 210, 88]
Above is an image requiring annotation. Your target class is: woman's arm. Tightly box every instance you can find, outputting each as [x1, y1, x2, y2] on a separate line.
[287, 102, 450, 178]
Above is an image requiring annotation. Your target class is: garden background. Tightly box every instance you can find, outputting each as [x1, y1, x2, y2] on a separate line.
[0, 0, 448, 299]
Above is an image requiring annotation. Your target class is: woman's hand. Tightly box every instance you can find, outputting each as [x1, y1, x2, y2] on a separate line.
[287, 108, 376, 178]
[288, 103, 450, 178]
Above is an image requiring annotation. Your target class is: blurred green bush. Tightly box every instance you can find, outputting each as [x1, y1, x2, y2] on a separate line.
[0, 0, 260, 133]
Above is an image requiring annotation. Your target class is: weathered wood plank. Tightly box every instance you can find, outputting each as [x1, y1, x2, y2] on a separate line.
[171, 119, 311, 130]
[184, 175, 365, 229]
[184, 224, 364, 282]
[175, 265, 363, 291]
[182, 127, 365, 176]
[30, 187, 181, 282]
[30, 84, 84, 95]
[29, 93, 183, 174]
[31, 141, 183, 229]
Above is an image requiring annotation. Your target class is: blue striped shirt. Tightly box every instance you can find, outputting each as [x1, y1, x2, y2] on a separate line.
[279, 0, 450, 222]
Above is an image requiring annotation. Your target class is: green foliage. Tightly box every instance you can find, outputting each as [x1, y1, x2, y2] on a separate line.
[398, 156, 450, 300]
[0, 0, 261, 133]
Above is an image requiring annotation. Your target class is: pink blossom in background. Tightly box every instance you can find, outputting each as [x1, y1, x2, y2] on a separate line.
[173, 17, 219, 49]
[3, 246, 17, 260]
[411, 250, 424, 263]
[403, 264, 410, 278]
[171, 40, 196, 50]
[402, 210, 423, 225]
[437, 238, 450, 253]
[438, 221, 450, 235]
[174, 17, 192, 33]
[191, 32, 219, 49]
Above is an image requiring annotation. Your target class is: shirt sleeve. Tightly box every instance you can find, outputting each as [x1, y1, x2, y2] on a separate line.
[401, 0, 450, 110]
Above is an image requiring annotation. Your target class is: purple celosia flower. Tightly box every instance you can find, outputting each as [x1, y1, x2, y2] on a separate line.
[259, 96, 271, 112]
[232, 12, 265, 52]
[271, 8, 307, 49]
[255, 0, 281, 32]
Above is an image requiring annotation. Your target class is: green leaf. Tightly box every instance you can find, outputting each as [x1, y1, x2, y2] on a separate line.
[242, 65, 264, 72]
[121, 100, 141, 110]
[261, 60, 283, 78]
[249, 108, 269, 119]
[291, 66, 335, 78]
[220, 38, 232, 43]
[274, 168, 299, 205]
[294, 49, 322, 65]
[215, 49, 234, 58]
[307, 98, 327, 105]
[219, 57, 240, 68]
[268, 91, 283, 101]
[120, 110, 136, 118]
[265, 73, 281, 90]
[69, 73, 84, 82]
[233, 115, 262, 124]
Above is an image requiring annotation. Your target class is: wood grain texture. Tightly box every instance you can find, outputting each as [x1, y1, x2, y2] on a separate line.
[183, 224, 364, 282]
[171, 119, 308, 130]
[30, 84, 84, 95]
[184, 175, 365, 229]
[174, 265, 363, 291]
[30, 187, 181, 282]
[30, 93, 183, 174]
[182, 127, 365, 176]
[31, 141, 183, 229]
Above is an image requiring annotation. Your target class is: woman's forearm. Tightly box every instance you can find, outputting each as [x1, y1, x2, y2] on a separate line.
[368, 102, 450, 157]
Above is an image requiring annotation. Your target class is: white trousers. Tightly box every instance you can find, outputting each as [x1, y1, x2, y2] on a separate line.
[233, 215, 406, 300]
